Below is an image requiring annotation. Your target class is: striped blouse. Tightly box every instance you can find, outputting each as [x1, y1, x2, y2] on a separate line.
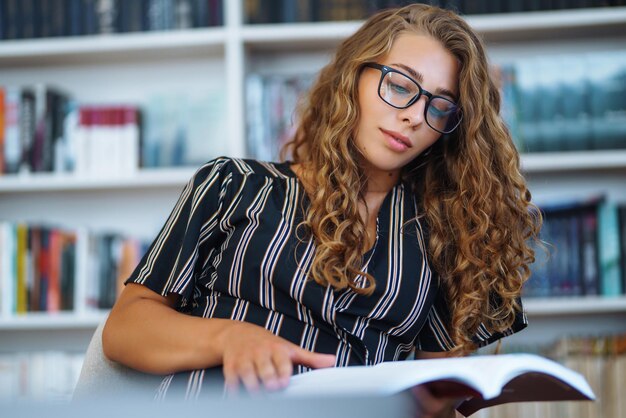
[127, 157, 527, 398]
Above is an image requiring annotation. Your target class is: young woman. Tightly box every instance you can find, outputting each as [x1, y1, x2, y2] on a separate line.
[102, 4, 540, 416]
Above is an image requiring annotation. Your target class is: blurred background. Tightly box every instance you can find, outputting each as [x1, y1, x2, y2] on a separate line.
[0, 1, 625, 416]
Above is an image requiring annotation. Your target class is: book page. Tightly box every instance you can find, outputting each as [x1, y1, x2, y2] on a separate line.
[283, 354, 595, 405]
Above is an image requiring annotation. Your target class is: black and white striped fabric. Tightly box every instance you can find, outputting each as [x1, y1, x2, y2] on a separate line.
[126, 157, 527, 398]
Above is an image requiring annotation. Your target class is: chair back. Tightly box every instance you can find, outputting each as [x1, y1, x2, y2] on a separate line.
[72, 318, 163, 400]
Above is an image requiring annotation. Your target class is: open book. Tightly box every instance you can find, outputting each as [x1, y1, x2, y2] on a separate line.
[282, 353, 595, 417]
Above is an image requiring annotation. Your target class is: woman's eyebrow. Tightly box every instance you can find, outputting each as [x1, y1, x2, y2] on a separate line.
[392, 62, 423, 83]
[392, 62, 458, 101]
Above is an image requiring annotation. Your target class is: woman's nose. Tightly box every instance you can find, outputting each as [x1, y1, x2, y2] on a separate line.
[399, 95, 428, 128]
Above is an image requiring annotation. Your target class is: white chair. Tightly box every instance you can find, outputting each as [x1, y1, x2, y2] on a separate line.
[72, 318, 163, 400]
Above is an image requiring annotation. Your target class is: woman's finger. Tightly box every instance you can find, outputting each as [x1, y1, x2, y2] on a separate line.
[236, 360, 261, 394]
[272, 348, 294, 388]
[222, 361, 240, 395]
[256, 354, 281, 390]
[291, 346, 336, 370]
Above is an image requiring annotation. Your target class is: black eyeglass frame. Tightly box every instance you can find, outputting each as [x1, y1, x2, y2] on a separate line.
[363, 62, 463, 134]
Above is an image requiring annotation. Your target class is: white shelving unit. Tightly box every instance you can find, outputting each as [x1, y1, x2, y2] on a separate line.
[0, 168, 196, 192]
[0, 311, 108, 330]
[1, 3, 626, 356]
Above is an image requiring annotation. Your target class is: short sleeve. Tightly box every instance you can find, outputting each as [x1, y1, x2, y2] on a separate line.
[416, 284, 528, 352]
[125, 157, 230, 307]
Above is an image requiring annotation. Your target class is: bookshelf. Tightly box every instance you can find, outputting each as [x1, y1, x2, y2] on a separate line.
[0, 168, 196, 192]
[1, 1, 626, 396]
[0, 311, 107, 331]
[0, 28, 226, 65]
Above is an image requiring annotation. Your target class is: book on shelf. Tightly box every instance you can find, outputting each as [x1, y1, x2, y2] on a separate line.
[0, 0, 223, 41]
[0, 88, 4, 174]
[588, 51, 626, 152]
[246, 73, 314, 161]
[618, 204, 626, 293]
[243, 0, 626, 24]
[598, 200, 623, 296]
[0, 221, 149, 316]
[141, 89, 228, 168]
[524, 195, 625, 299]
[493, 51, 626, 154]
[0, 83, 231, 175]
[72, 105, 142, 177]
[0, 84, 73, 175]
[280, 353, 595, 417]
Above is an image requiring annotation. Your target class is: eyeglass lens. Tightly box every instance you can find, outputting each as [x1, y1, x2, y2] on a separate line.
[379, 70, 460, 133]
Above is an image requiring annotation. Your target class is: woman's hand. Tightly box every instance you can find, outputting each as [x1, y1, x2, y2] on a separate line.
[219, 321, 336, 394]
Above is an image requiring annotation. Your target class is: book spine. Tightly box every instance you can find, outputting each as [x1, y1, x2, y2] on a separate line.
[31, 84, 49, 172]
[0, 223, 16, 315]
[60, 232, 76, 311]
[4, 0, 21, 40]
[47, 229, 61, 312]
[580, 209, 600, 295]
[16, 224, 28, 314]
[82, 0, 98, 35]
[513, 60, 540, 153]
[0, 87, 5, 174]
[598, 201, 623, 295]
[22, 0, 36, 39]
[28, 227, 41, 312]
[65, 0, 84, 36]
[174, 0, 193, 29]
[38, 227, 50, 311]
[619, 205, 626, 294]
[19, 88, 36, 173]
[3, 87, 21, 174]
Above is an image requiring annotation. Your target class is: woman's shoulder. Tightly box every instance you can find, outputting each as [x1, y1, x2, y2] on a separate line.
[192, 157, 296, 184]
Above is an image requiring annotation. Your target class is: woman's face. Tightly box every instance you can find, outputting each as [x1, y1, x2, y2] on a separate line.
[354, 33, 460, 183]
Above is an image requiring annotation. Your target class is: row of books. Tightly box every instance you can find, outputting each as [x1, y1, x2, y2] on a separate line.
[244, 0, 626, 24]
[524, 197, 626, 298]
[71, 105, 141, 177]
[487, 334, 626, 418]
[497, 52, 626, 153]
[141, 89, 228, 168]
[0, 222, 148, 315]
[0, 86, 140, 176]
[0, 0, 223, 41]
[0, 84, 227, 175]
[246, 73, 313, 161]
[245, 52, 626, 162]
[0, 351, 84, 402]
[0, 85, 70, 174]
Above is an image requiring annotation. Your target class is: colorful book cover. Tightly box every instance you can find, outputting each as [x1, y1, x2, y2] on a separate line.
[15, 224, 28, 314]
[598, 201, 623, 296]
[3, 87, 21, 174]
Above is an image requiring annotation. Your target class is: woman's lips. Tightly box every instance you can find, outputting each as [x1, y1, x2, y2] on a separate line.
[381, 128, 412, 151]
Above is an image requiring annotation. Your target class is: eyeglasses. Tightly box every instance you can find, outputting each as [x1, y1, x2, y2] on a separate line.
[364, 63, 462, 134]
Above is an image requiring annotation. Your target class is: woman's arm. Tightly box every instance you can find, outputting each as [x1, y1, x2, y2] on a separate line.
[102, 283, 335, 391]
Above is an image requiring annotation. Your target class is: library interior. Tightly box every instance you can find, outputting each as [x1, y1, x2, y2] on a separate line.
[1, 1, 625, 417]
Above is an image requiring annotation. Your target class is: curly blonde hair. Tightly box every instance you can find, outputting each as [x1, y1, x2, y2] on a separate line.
[282, 4, 541, 354]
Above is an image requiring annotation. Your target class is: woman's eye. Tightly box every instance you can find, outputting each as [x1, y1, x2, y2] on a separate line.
[390, 82, 411, 95]
[429, 99, 456, 118]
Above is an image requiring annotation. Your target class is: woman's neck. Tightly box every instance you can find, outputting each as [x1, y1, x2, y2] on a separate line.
[364, 168, 400, 195]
